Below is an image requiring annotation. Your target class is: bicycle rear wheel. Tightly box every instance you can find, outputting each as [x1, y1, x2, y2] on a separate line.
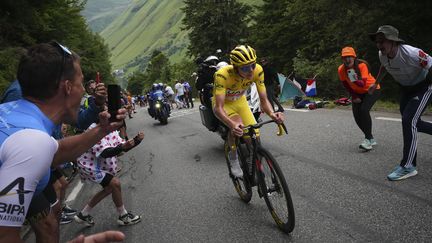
[224, 142, 252, 203]
[256, 148, 295, 233]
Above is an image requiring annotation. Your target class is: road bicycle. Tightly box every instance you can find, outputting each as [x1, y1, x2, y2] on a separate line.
[224, 120, 295, 233]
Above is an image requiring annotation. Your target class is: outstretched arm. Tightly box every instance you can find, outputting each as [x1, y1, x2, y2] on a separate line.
[368, 65, 387, 94]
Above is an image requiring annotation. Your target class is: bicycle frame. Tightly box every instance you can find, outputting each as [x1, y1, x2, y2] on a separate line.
[226, 119, 295, 233]
[234, 120, 287, 189]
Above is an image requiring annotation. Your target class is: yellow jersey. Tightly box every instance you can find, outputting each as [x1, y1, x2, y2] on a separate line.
[213, 64, 266, 102]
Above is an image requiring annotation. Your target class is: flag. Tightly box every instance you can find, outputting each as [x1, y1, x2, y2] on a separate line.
[278, 73, 305, 102]
[305, 78, 317, 97]
[95, 72, 101, 84]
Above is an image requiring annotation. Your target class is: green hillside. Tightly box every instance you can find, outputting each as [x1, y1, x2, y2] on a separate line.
[82, 0, 133, 33]
[93, 0, 261, 73]
[100, 0, 188, 72]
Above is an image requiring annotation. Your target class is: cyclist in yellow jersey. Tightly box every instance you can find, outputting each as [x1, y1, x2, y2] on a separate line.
[213, 45, 284, 178]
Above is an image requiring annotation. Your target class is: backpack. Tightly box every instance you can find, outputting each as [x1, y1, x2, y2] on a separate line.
[196, 64, 217, 91]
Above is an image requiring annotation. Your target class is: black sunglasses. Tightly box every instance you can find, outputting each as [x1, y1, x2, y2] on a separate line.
[239, 63, 256, 73]
[50, 41, 72, 83]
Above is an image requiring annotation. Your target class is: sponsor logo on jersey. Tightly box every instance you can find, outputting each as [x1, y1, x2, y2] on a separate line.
[216, 73, 227, 80]
[419, 50, 429, 68]
[0, 177, 30, 223]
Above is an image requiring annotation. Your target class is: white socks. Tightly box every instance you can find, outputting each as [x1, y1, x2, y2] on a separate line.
[117, 205, 127, 216]
[81, 205, 93, 216]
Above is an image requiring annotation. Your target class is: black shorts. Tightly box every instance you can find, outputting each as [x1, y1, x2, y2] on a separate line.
[100, 173, 114, 188]
[25, 190, 54, 224]
[26, 173, 59, 223]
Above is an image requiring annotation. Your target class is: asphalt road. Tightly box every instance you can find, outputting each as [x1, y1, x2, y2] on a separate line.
[25, 105, 432, 242]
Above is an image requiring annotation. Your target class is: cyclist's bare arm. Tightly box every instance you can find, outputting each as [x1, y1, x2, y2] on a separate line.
[258, 90, 284, 123]
[214, 94, 243, 136]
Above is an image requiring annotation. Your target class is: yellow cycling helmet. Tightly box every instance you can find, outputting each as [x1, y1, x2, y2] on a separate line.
[230, 45, 257, 66]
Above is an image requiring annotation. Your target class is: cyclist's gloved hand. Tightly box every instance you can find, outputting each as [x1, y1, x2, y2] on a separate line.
[270, 112, 284, 124]
[230, 121, 244, 137]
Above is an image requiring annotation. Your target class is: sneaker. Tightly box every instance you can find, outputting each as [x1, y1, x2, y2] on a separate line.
[74, 212, 95, 226]
[387, 165, 418, 181]
[117, 212, 141, 226]
[229, 157, 243, 178]
[359, 139, 372, 151]
[369, 139, 377, 146]
[59, 213, 72, 225]
[62, 204, 77, 216]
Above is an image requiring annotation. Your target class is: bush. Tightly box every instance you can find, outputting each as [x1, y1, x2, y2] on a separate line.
[0, 47, 25, 95]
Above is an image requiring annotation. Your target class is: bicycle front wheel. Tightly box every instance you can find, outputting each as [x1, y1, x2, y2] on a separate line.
[256, 148, 295, 233]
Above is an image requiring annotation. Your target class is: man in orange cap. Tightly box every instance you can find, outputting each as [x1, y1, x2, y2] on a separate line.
[338, 46, 380, 151]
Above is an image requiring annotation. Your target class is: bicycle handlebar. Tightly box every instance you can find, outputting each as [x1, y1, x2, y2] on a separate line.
[243, 120, 288, 136]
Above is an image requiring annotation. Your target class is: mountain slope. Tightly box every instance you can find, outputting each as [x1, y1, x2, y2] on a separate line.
[100, 0, 188, 72]
[94, 0, 261, 73]
[82, 0, 133, 33]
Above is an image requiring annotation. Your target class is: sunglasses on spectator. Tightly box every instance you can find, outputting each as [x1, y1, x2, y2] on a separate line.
[50, 41, 72, 83]
[239, 63, 256, 73]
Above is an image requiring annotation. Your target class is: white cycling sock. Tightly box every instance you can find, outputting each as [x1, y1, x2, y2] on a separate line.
[117, 205, 127, 216]
[81, 205, 92, 216]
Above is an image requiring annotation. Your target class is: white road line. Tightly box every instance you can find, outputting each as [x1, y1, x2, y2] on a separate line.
[375, 117, 401, 122]
[65, 180, 84, 203]
[284, 108, 309, 112]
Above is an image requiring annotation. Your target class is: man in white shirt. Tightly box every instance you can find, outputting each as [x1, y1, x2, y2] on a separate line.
[175, 80, 185, 108]
[164, 84, 176, 109]
[369, 25, 432, 181]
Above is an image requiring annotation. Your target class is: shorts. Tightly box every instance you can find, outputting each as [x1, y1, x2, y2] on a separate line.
[167, 94, 174, 102]
[25, 183, 58, 224]
[212, 96, 259, 136]
[25, 169, 61, 224]
[100, 173, 114, 188]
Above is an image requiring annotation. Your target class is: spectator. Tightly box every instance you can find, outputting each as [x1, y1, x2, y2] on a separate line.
[175, 80, 185, 108]
[369, 25, 432, 180]
[74, 125, 144, 226]
[183, 81, 193, 108]
[0, 41, 125, 242]
[164, 84, 176, 109]
[0, 79, 21, 103]
[337, 47, 381, 151]
[261, 58, 284, 112]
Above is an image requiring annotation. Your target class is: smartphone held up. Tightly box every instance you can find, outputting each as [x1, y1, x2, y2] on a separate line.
[107, 84, 121, 122]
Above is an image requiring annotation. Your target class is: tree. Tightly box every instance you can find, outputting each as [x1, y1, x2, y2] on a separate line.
[145, 50, 171, 85]
[182, 0, 252, 58]
[0, 0, 114, 94]
[127, 72, 146, 95]
[250, 0, 432, 99]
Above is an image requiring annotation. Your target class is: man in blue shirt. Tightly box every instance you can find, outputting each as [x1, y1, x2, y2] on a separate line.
[0, 42, 126, 242]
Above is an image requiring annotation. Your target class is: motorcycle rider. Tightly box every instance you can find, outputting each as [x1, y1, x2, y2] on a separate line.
[213, 45, 284, 178]
[147, 83, 158, 117]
